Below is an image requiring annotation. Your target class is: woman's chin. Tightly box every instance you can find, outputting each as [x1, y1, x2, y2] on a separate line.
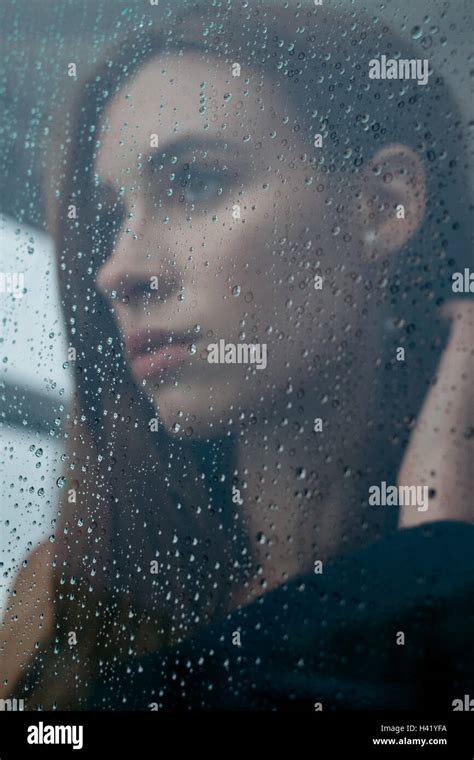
[147, 371, 279, 439]
[149, 384, 237, 440]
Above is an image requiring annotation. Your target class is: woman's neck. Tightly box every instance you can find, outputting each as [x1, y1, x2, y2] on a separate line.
[228, 409, 362, 611]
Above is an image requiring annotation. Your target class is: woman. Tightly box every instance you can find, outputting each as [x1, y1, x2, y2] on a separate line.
[1, 2, 473, 710]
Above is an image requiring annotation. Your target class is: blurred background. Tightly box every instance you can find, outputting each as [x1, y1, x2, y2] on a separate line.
[1, 0, 472, 612]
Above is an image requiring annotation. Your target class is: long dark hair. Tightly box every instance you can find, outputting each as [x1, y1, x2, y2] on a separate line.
[16, 2, 471, 709]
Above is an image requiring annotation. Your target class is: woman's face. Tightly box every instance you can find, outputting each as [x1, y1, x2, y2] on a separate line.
[95, 53, 355, 436]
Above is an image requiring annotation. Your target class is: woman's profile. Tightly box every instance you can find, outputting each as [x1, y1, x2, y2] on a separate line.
[1, 2, 473, 711]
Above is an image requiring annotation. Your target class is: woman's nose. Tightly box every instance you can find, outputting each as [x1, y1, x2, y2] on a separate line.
[95, 223, 181, 308]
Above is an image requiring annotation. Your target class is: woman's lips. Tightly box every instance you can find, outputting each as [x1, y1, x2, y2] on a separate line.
[130, 343, 191, 378]
[126, 328, 198, 379]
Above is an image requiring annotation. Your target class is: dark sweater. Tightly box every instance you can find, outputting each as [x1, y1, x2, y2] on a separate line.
[87, 521, 474, 711]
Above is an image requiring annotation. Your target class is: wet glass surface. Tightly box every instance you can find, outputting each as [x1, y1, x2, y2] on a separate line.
[0, 0, 473, 717]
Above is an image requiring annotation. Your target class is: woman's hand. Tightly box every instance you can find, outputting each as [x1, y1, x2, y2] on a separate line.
[398, 300, 473, 527]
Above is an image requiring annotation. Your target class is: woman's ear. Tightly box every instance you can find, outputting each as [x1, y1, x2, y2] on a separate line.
[356, 143, 426, 257]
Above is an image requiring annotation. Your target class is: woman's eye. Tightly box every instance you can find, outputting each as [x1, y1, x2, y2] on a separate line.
[179, 169, 227, 205]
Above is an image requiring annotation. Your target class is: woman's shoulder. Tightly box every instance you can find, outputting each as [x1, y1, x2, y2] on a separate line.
[0, 540, 54, 700]
[87, 521, 474, 711]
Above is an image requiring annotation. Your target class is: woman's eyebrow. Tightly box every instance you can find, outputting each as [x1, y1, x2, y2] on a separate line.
[95, 135, 243, 193]
[146, 134, 242, 164]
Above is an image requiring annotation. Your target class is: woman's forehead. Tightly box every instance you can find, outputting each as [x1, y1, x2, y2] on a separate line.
[96, 53, 281, 182]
